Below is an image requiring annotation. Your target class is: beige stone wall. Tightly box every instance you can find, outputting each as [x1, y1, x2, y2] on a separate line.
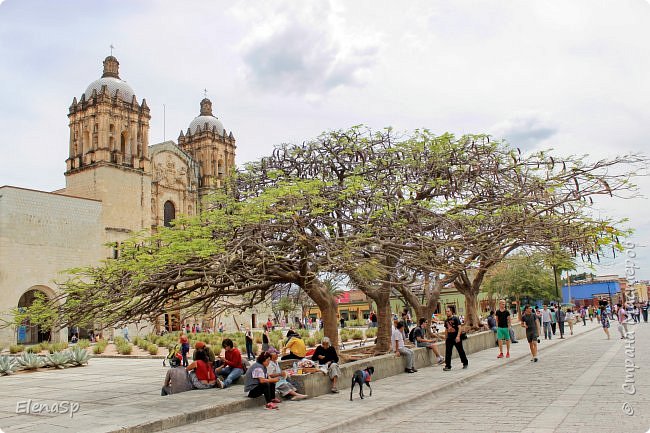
[0, 186, 103, 345]
[150, 144, 199, 226]
[64, 164, 152, 250]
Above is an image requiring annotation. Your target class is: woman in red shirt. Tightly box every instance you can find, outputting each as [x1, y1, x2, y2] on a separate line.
[187, 348, 218, 389]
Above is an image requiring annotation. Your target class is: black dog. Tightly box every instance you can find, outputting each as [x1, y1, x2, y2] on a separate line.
[350, 366, 374, 401]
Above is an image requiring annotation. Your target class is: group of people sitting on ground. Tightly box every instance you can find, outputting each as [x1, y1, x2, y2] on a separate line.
[162, 333, 342, 410]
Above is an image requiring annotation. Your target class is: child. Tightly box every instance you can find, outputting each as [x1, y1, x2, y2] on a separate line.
[180, 333, 190, 367]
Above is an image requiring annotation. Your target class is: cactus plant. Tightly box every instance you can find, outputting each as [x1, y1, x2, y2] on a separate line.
[16, 352, 44, 370]
[68, 346, 91, 365]
[0, 355, 18, 375]
[46, 351, 71, 368]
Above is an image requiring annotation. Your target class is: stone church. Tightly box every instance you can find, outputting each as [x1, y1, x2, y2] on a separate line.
[0, 56, 254, 345]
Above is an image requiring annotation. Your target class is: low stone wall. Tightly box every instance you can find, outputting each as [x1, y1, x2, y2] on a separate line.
[288, 324, 526, 397]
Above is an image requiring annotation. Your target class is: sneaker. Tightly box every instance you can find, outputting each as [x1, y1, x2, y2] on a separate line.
[405, 368, 415, 373]
[265, 402, 279, 410]
[331, 387, 339, 393]
[506, 352, 510, 358]
[497, 353, 504, 359]
[462, 364, 468, 369]
[534, 358, 538, 362]
[411, 368, 418, 372]
[215, 378, 223, 389]
[442, 366, 451, 371]
[437, 357, 445, 365]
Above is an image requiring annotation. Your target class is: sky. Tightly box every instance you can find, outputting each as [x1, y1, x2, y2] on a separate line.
[0, 0, 649, 280]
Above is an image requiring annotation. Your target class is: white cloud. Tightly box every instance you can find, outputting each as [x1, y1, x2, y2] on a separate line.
[490, 112, 558, 151]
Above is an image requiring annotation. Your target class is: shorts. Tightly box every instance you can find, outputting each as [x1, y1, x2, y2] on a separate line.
[496, 327, 510, 340]
[526, 333, 538, 343]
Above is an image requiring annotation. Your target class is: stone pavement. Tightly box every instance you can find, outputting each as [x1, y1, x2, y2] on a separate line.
[0, 319, 646, 433]
[161, 319, 645, 433]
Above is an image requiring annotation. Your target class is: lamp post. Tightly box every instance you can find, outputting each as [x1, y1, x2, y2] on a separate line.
[606, 282, 612, 307]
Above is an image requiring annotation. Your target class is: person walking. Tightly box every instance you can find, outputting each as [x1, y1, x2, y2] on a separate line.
[556, 306, 566, 339]
[393, 322, 416, 373]
[541, 305, 552, 340]
[580, 306, 587, 326]
[616, 304, 628, 339]
[122, 325, 130, 342]
[442, 305, 468, 371]
[245, 326, 255, 360]
[599, 307, 611, 339]
[495, 299, 511, 359]
[565, 308, 575, 335]
[521, 305, 540, 362]
[550, 307, 557, 336]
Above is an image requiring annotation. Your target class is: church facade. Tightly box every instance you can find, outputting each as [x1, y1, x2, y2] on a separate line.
[0, 56, 252, 346]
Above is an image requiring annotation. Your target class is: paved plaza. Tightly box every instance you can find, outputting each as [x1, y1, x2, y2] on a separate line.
[0, 319, 647, 433]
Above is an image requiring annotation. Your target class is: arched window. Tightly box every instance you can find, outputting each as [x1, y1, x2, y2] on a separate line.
[163, 201, 176, 227]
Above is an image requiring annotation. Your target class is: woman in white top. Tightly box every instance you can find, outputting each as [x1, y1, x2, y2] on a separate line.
[266, 348, 307, 400]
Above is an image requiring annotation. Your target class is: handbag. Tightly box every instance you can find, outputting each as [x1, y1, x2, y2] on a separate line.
[460, 331, 468, 341]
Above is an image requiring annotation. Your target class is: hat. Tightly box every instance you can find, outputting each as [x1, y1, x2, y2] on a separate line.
[195, 341, 206, 350]
[267, 347, 279, 355]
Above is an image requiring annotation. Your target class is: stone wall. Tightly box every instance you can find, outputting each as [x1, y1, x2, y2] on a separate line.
[0, 186, 103, 345]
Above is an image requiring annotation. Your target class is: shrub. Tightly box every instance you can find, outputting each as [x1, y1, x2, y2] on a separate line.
[147, 344, 158, 355]
[305, 337, 316, 347]
[51, 342, 69, 352]
[68, 346, 91, 366]
[46, 351, 70, 369]
[365, 327, 378, 338]
[93, 340, 108, 354]
[351, 330, 363, 340]
[0, 355, 18, 375]
[113, 337, 126, 346]
[9, 345, 24, 354]
[117, 343, 132, 355]
[253, 332, 263, 344]
[312, 330, 324, 342]
[16, 352, 44, 370]
[39, 342, 52, 353]
[76, 339, 91, 349]
[25, 344, 41, 354]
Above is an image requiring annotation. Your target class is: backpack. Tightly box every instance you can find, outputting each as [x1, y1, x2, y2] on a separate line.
[408, 326, 418, 343]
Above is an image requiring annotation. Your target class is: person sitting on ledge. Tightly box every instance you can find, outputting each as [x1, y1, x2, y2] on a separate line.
[281, 333, 306, 360]
[311, 336, 342, 393]
[186, 347, 218, 389]
[267, 348, 308, 400]
[161, 353, 193, 396]
[215, 338, 244, 388]
[244, 352, 282, 410]
[414, 318, 444, 365]
[192, 341, 216, 366]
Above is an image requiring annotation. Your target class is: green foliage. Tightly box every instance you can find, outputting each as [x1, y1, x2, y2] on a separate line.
[304, 337, 316, 347]
[76, 339, 91, 349]
[483, 253, 560, 302]
[147, 344, 158, 355]
[93, 340, 108, 354]
[68, 346, 91, 365]
[0, 355, 18, 375]
[10, 291, 57, 332]
[46, 351, 71, 368]
[10, 344, 24, 354]
[16, 352, 44, 370]
[51, 342, 68, 352]
[365, 327, 378, 338]
[25, 344, 41, 354]
[117, 343, 132, 355]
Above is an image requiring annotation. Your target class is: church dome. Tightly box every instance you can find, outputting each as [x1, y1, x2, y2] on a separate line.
[83, 56, 136, 102]
[188, 98, 224, 135]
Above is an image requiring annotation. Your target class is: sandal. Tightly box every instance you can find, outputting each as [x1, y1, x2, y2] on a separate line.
[265, 402, 279, 410]
[270, 398, 282, 404]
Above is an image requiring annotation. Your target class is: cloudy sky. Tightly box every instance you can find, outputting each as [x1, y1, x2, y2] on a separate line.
[0, 0, 648, 280]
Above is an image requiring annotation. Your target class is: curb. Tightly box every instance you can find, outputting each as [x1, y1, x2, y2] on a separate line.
[318, 325, 600, 433]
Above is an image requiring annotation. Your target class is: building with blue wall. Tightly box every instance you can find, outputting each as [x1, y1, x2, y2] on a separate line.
[562, 279, 621, 305]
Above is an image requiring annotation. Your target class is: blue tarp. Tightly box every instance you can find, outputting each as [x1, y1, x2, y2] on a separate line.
[562, 281, 620, 303]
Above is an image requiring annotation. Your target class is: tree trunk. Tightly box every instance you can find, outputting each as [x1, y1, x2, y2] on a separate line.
[374, 293, 392, 353]
[303, 279, 339, 349]
[463, 290, 480, 329]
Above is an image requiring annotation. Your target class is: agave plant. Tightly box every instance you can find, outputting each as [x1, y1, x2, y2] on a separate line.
[16, 352, 44, 370]
[46, 351, 70, 369]
[0, 355, 18, 375]
[68, 346, 91, 366]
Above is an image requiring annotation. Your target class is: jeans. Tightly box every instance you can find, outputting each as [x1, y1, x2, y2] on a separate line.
[245, 340, 254, 360]
[398, 347, 414, 369]
[558, 321, 564, 337]
[551, 322, 556, 335]
[218, 366, 244, 388]
[444, 336, 468, 368]
[543, 322, 552, 339]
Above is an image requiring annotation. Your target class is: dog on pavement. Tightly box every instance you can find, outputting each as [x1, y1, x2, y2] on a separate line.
[350, 366, 374, 401]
